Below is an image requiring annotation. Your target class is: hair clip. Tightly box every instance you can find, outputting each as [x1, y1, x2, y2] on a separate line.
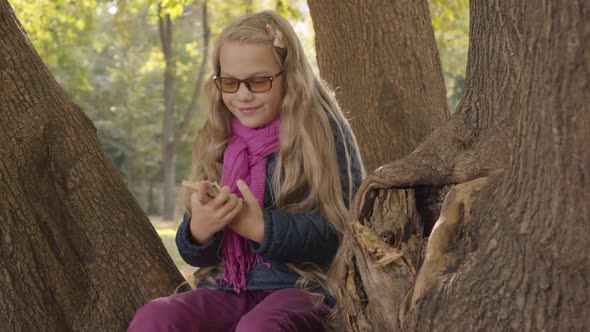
[266, 24, 286, 49]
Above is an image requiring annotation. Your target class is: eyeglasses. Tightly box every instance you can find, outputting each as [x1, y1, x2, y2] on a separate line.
[213, 71, 283, 93]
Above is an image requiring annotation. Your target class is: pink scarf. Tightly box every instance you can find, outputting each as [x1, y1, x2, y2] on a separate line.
[220, 117, 280, 293]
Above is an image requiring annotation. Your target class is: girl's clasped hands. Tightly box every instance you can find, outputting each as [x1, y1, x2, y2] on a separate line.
[189, 180, 264, 245]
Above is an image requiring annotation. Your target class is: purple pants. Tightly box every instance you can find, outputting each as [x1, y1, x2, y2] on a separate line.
[127, 288, 330, 332]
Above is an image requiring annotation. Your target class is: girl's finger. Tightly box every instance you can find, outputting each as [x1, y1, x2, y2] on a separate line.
[195, 181, 209, 204]
[191, 192, 200, 207]
[211, 186, 231, 208]
[221, 199, 244, 224]
[236, 180, 256, 205]
[217, 193, 238, 216]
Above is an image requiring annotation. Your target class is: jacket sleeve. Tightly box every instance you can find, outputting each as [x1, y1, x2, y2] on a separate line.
[250, 118, 363, 266]
[175, 214, 223, 267]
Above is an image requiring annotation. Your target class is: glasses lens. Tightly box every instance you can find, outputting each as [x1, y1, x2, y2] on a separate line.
[247, 77, 272, 92]
[216, 78, 239, 92]
[214, 76, 274, 93]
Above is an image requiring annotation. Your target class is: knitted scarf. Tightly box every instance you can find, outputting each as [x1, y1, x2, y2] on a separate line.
[220, 117, 280, 293]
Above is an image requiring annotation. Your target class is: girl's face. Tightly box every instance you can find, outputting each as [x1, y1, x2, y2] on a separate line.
[218, 42, 283, 128]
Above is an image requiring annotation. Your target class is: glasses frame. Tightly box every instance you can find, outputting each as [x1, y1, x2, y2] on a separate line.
[212, 71, 284, 93]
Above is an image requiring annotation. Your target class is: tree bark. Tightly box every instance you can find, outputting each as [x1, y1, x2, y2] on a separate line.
[0, 2, 188, 330]
[312, 0, 590, 330]
[308, 1, 450, 329]
[404, 1, 590, 329]
[308, 0, 449, 173]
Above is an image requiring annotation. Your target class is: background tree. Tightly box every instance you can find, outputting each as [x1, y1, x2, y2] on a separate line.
[308, 1, 450, 329]
[309, 0, 449, 173]
[310, 0, 589, 330]
[158, 0, 210, 220]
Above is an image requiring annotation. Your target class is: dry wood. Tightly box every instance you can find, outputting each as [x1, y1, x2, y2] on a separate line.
[181, 180, 221, 198]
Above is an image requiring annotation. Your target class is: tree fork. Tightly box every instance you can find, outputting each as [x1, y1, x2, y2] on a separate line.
[320, 0, 525, 330]
[404, 0, 590, 329]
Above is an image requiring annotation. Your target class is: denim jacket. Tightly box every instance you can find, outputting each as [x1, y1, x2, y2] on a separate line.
[175, 117, 363, 292]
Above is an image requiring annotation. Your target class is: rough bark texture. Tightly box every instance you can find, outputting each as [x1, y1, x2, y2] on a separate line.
[355, 0, 522, 195]
[313, 0, 589, 330]
[309, 2, 451, 329]
[0, 2, 188, 330]
[310, 0, 550, 329]
[404, 1, 590, 330]
[308, 0, 449, 172]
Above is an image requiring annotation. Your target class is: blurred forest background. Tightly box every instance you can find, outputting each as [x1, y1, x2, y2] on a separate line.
[10, 0, 467, 276]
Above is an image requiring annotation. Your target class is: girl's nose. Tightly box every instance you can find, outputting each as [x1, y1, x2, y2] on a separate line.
[236, 82, 254, 101]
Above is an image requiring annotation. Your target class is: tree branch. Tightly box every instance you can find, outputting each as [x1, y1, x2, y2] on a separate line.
[349, 107, 508, 221]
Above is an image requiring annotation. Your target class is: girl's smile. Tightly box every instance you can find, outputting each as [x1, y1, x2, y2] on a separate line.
[237, 106, 262, 115]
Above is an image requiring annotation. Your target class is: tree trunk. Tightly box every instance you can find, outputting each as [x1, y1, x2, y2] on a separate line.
[158, 6, 177, 221]
[308, 0, 449, 172]
[308, 1, 450, 329]
[0, 2, 188, 330]
[311, 0, 590, 330]
[404, 1, 590, 329]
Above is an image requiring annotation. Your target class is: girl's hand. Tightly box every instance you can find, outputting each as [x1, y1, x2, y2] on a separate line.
[229, 180, 265, 243]
[189, 181, 243, 245]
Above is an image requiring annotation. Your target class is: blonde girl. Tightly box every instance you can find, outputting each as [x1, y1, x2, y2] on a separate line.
[128, 9, 364, 332]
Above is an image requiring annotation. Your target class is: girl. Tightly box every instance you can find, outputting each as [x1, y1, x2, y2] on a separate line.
[128, 10, 364, 332]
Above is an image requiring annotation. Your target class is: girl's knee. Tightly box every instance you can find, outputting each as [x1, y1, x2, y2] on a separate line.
[127, 297, 186, 332]
[235, 315, 273, 332]
[236, 317, 323, 332]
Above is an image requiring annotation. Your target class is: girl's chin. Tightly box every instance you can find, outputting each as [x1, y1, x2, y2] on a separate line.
[235, 116, 277, 129]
